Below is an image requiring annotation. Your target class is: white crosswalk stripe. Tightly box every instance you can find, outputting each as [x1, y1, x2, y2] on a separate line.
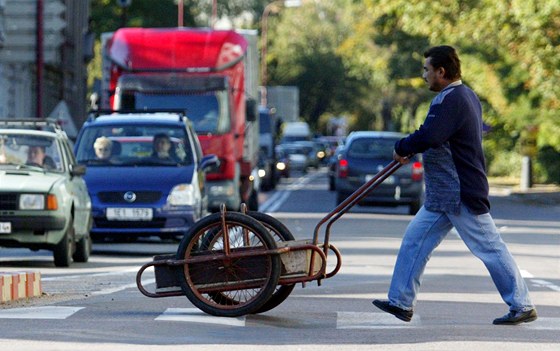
[0, 306, 559, 331]
[155, 308, 246, 326]
[0, 306, 83, 319]
[336, 312, 421, 329]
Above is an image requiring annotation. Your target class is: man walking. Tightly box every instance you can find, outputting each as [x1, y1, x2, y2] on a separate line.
[372, 45, 537, 325]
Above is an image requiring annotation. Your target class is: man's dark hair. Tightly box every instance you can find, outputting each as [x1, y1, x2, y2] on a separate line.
[153, 133, 170, 143]
[424, 45, 461, 80]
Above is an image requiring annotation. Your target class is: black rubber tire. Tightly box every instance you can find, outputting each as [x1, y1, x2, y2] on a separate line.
[176, 212, 281, 317]
[246, 211, 296, 313]
[73, 233, 92, 263]
[247, 189, 259, 211]
[53, 215, 74, 267]
[409, 199, 422, 215]
[329, 176, 335, 191]
[336, 192, 347, 206]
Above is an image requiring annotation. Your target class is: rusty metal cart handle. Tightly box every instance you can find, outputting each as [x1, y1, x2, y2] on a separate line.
[312, 160, 403, 249]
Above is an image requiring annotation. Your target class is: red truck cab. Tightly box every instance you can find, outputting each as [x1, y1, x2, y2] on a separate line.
[101, 28, 260, 211]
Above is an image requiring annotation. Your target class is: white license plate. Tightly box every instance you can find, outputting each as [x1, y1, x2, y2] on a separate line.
[0, 222, 11, 234]
[365, 174, 395, 184]
[106, 208, 153, 221]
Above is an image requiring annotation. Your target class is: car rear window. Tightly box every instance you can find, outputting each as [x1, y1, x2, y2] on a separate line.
[347, 138, 397, 159]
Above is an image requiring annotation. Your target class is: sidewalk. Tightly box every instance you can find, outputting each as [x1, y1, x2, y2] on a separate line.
[489, 183, 560, 206]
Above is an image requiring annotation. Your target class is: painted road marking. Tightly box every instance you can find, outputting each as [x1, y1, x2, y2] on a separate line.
[155, 308, 246, 327]
[336, 312, 560, 330]
[336, 312, 420, 329]
[0, 306, 83, 319]
[521, 270, 560, 292]
[260, 171, 324, 213]
[523, 317, 560, 330]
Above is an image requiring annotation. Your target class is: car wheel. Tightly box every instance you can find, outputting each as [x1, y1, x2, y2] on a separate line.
[53, 215, 75, 267]
[336, 192, 347, 205]
[73, 233, 92, 263]
[409, 199, 422, 215]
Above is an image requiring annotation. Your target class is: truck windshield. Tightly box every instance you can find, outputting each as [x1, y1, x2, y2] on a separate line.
[75, 125, 194, 167]
[125, 92, 230, 135]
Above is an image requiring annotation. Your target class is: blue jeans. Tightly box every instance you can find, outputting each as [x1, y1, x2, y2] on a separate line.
[387, 204, 534, 312]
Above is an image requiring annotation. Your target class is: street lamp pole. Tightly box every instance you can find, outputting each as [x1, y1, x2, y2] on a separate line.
[212, 0, 217, 28]
[260, 1, 277, 107]
[260, 0, 301, 107]
[178, 0, 183, 27]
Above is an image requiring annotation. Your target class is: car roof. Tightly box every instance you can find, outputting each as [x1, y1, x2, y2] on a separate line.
[346, 131, 406, 141]
[0, 128, 58, 138]
[87, 112, 186, 126]
[0, 118, 68, 139]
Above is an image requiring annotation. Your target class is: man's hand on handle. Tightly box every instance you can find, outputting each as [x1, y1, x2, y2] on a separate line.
[393, 150, 411, 165]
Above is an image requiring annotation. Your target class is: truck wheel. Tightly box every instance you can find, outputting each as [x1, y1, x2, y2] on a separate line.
[247, 189, 259, 211]
[53, 215, 75, 267]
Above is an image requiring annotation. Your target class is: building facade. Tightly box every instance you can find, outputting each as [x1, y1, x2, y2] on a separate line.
[0, 0, 91, 137]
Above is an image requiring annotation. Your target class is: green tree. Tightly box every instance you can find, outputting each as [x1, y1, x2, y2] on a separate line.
[266, 0, 559, 182]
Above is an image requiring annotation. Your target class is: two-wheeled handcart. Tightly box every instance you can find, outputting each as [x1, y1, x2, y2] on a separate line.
[136, 160, 403, 317]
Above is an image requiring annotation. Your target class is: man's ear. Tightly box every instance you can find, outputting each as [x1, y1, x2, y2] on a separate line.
[437, 67, 446, 78]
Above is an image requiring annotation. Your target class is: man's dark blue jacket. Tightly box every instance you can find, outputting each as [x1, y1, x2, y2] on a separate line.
[395, 81, 490, 215]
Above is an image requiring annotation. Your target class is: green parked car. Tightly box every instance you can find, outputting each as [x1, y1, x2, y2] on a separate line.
[0, 119, 92, 267]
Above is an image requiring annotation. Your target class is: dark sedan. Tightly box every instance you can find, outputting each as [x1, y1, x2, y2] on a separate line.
[334, 131, 424, 214]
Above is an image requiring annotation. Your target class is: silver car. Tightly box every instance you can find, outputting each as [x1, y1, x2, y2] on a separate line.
[0, 119, 92, 266]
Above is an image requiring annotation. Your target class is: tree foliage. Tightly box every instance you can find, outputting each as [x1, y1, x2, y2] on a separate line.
[89, 0, 560, 182]
[265, 0, 559, 182]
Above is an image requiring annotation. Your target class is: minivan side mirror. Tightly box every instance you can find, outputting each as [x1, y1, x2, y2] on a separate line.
[70, 164, 87, 177]
[200, 154, 219, 171]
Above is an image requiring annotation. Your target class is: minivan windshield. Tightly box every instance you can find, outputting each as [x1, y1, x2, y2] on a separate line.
[75, 125, 193, 166]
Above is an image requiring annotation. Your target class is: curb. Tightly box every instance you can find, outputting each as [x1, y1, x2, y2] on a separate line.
[0, 271, 42, 303]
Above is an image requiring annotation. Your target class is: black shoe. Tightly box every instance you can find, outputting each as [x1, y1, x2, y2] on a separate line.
[372, 299, 413, 322]
[493, 309, 537, 325]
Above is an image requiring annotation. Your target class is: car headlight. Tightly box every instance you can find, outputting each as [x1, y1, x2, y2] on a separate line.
[167, 184, 198, 206]
[19, 194, 44, 210]
[258, 169, 266, 178]
[208, 183, 236, 196]
[19, 194, 58, 210]
[276, 162, 286, 171]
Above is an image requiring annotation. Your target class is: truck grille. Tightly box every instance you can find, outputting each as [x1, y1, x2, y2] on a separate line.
[0, 193, 18, 210]
[97, 191, 162, 204]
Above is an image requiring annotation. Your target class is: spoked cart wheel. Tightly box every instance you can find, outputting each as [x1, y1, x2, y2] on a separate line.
[246, 211, 296, 313]
[176, 212, 281, 317]
[204, 211, 296, 313]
